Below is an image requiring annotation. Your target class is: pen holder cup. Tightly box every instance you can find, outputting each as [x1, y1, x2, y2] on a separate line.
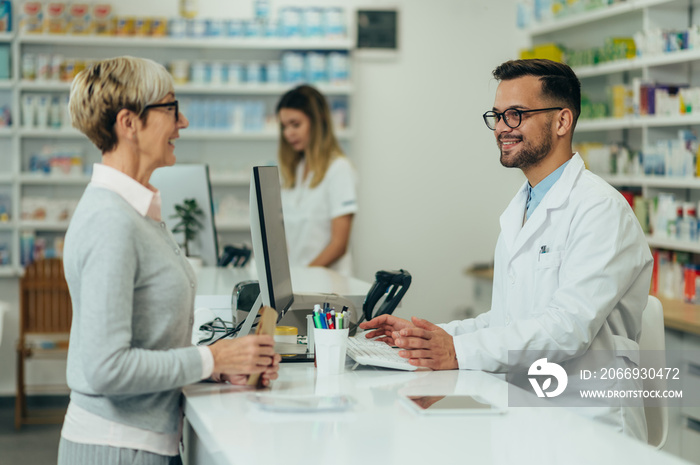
[313, 328, 349, 375]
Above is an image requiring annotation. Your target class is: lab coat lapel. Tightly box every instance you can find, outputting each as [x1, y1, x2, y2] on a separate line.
[499, 182, 529, 255]
[505, 154, 584, 257]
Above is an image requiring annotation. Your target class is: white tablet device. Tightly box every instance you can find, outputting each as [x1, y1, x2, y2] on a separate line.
[399, 394, 506, 415]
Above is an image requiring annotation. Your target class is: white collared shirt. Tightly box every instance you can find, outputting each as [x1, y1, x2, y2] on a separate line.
[61, 163, 214, 456]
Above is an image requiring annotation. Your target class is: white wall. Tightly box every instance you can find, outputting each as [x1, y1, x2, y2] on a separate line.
[349, 1, 525, 323]
[0, 0, 527, 395]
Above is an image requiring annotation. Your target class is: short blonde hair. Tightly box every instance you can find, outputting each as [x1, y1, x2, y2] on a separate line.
[69, 56, 174, 153]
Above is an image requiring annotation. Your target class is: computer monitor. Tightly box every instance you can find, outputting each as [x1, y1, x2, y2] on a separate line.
[150, 164, 219, 266]
[237, 165, 357, 339]
[237, 166, 294, 336]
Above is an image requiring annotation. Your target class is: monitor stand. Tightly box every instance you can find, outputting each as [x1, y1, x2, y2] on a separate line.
[236, 292, 357, 337]
[236, 293, 263, 338]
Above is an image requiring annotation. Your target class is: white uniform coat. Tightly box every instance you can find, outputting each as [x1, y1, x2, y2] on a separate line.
[281, 156, 358, 276]
[440, 153, 653, 440]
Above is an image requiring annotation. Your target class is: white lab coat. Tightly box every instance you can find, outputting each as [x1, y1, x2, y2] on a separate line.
[441, 153, 653, 440]
[281, 156, 358, 276]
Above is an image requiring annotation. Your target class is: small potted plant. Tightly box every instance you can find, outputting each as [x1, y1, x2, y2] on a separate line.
[171, 198, 204, 268]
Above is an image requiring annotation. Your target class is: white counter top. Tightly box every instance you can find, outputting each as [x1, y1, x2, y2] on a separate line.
[183, 364, 688, 465]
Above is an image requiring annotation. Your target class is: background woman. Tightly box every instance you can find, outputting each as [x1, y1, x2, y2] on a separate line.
[276, 85, 358, 275]
[59, 56, 280, 465]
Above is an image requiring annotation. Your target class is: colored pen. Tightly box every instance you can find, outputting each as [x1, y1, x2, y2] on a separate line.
[313, 305, 323, 329]
[341, 306, 348, 329]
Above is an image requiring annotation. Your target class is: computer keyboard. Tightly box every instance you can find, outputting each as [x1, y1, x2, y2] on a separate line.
[346, 336, 417, 371]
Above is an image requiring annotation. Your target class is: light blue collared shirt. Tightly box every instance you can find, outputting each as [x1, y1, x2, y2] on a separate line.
[525, 160, 570, 220]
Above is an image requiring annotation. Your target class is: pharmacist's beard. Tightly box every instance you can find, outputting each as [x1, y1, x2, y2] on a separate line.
[499, 130, 552, 171]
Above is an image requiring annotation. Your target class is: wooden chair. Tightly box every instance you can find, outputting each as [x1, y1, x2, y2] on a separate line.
[15, 258, 72, 429]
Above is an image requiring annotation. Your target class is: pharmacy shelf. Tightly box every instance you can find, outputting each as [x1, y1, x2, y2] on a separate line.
[636, 114, 700, 127]
[18, 127, 85, 138]
[19, 81, 354, 96]
[17, 174, 252, 187]
[17, 126, 351, 141]
[175, 82, 352, 95]
[600, 174, 700, 189]
[646, 235, 700, 254]
[0, 221, 14, 230]
[17, 34, 353, 51]
[577, 114, 700, 132]
[19, 220, 71, 231]
[181, 129, 351, 141]
[575, 48, 700, 79]
[18, 81, 70, 92]
[1, 24, 355, 274]
[576, 117, 629, 132]
[19, 174, 90, 185]
[215, 218, 250, 232]
[209, 172, 249, 186]
[525, 0, 674, 35]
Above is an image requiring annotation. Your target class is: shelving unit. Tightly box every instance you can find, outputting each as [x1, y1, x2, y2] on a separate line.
[0, 24, 355, 276]
[577, 113, 700, 132]
[524, 1, 700, 460]
[17, 33, 353, 50]
[525, 0, 675, 35]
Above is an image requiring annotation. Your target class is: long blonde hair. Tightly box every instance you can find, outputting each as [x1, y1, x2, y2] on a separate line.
[276, 85, 344, 188]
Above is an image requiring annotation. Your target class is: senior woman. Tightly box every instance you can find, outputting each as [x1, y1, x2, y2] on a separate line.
[57, 56, 280, 465]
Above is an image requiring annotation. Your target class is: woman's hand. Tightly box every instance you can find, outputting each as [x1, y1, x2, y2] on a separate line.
[208, 335, 280, 380]
[216, 359, 281, 388]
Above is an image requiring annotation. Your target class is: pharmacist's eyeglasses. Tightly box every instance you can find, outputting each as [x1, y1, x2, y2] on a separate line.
[143, 100, 179, 122]
[482, 107, 562, 131]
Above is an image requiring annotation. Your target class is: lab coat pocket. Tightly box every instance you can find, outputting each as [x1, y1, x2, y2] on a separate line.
[532, 251, 563, 311]
[536, 251, 563, 269]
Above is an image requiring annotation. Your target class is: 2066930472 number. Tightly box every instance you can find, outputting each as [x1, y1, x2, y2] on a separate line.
[599, 367, 680, 380]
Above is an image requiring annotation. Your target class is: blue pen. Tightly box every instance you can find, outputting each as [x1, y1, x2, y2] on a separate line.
[319, 309, 328, 329]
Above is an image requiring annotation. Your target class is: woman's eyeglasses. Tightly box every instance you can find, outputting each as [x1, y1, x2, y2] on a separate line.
[482, 107, 562, 131]
[143, 100, 179, 122]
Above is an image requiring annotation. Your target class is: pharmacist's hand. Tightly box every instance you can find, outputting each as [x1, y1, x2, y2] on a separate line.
[359, 314, 415, 345]
[392, 317, 458, 370]
[208, 335, 279, 378]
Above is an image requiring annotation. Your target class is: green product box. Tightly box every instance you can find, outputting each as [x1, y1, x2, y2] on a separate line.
[0, 44, 9, 80]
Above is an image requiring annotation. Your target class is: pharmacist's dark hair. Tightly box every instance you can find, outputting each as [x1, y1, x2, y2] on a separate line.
[493, 59, 580, 125]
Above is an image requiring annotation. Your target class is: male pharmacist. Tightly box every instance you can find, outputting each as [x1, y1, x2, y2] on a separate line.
[360, 58, 653, 440]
